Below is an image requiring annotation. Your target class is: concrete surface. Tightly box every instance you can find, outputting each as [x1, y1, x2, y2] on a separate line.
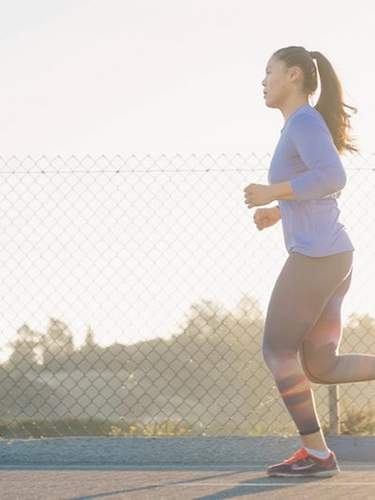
[1, 436, 375, 499]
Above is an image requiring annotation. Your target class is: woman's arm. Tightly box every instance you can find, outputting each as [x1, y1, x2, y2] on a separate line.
[270, 182, 296, 200]
[272, 114, 347, 202]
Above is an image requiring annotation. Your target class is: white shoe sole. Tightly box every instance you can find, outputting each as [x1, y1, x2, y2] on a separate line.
[267, 467, 340, 478]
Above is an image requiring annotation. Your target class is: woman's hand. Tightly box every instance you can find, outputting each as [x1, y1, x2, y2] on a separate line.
[243, 183, 275, 208]
[253, 206, 281, 231]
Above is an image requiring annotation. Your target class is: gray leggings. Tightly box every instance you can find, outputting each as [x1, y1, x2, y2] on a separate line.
[262, 250, 356, 436]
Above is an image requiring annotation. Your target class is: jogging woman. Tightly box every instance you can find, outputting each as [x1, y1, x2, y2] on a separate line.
[243, 46, 374, 478]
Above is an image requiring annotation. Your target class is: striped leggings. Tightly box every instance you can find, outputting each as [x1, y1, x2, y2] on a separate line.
[262, 250, 375, 436]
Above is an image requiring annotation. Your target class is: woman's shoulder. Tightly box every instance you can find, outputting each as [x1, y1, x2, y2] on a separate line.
[288, 108, 330, 136]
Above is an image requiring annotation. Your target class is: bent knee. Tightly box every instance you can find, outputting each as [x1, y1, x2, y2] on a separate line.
[300, 355, 335, 384]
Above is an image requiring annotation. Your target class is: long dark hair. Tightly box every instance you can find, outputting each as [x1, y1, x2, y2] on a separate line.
[273, 45, 359, 155]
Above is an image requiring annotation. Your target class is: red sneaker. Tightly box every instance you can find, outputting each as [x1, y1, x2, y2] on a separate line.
[267, 447, 340, 478]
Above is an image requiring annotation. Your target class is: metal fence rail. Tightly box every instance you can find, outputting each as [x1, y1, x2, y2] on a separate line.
[0, 153, 374, 440]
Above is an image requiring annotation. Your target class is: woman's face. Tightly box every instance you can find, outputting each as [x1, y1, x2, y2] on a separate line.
[262, 56, 298, 108]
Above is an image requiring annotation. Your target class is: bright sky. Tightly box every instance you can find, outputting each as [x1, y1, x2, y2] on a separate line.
[0, 0, 374, 361]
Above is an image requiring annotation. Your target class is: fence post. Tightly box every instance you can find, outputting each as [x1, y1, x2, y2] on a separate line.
[328, 385, 340, 435]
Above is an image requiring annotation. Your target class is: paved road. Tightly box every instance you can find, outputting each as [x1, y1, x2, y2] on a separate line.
[1, 436, 375, 499]
[1, 464, 375, 499]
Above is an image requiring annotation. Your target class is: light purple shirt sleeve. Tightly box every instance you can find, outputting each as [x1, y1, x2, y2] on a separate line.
[289, 114, 347, 201]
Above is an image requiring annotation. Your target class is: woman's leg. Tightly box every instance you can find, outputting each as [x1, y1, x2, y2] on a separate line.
[300, 266, 375, 384]
[262, 250, 353, 438]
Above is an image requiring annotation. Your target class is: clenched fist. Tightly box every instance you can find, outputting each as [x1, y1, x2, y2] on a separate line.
[253, 206, 281, 231]
[243, 183, 274, 208]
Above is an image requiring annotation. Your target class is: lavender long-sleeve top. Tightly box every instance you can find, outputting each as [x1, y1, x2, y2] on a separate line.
[268, 103, 355, 257]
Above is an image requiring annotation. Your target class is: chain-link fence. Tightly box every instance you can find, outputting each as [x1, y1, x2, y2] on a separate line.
[0, 153, 375, 440]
